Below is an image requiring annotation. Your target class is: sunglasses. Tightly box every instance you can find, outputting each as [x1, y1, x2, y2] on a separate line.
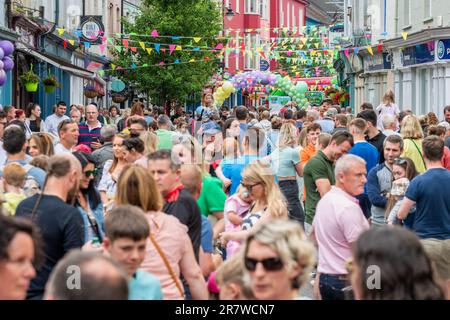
[241, 182, 261, 192]
[83, 169, 98, 178]
[393, 158, 407, 165]
[244, 257, 284, 272]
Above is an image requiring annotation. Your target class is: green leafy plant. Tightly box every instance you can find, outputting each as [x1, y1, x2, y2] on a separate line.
[19, 65, 40, 85]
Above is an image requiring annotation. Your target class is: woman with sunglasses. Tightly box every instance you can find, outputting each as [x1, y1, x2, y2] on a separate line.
[242, 220, 316, 300]
[220, 162, 288, 248]
[349, 227, 446, 300]
[385, 157, 419, 226]
[71, 152, 104, 244]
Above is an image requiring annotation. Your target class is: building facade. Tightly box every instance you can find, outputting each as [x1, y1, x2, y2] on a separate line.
[340, 0, 450, 116]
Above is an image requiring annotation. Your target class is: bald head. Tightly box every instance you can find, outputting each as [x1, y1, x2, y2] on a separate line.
[180, 164, 203, 199]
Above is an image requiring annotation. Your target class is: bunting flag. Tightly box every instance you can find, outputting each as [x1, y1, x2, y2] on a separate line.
[57, 28, 65, 36]
[68, 40, 75, 46]
[154, 43, 160, 52]
[193, 37, 202, 43]
[130, 47, 137, 53]
[131, 63, 137, 69]
[215, 43, 224, 50]
[367, 46, 374, 56]
[146, 48, 153, 55]
[176, 45, 182, 51]
[63, 40, 67, 49]
[377, 44, 383, 53]
[402, 32, 408, 41]
[151, 29, 158, 37]
[123, 39, 129, 50]
[84, 42, 91, 49]
[139, 41, 146, 50]
[115, 45, 122, 53]
[111, 64, 116, 70]
[344, 49, 349, 57]
[169, 44, 176, 55]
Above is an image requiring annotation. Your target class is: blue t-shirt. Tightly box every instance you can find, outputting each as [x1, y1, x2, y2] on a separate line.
[129, 269, 163, 300]
[406, 168, 450, 240]
[201, 216, 214, 254]
[349, 141, 380, 194]
[222, 155, 259, 195]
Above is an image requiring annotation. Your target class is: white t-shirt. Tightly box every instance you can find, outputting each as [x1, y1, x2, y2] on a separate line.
[54, 143, 73, 154]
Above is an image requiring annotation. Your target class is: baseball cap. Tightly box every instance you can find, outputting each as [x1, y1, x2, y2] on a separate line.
[200, 120, 221, 135]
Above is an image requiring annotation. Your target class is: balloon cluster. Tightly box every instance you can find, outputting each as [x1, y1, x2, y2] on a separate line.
[229, 71, 277, 90]
[213, 81, 236, 106]
[274, 75, 309, 108]
[0, 41, 15, 86]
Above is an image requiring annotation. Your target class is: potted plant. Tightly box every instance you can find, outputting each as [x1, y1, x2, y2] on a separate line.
[42, 74, 60, 93]
[19, 64, 40, 92]
[83, 84, 98, 98]
[112, 92, 127, 103]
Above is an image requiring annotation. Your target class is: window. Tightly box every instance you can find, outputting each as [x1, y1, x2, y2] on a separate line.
[404, 0, 411, 26]
[299, 8, 304, 28]
[280, 0, 284, 26]
[292, 7, 295, 28]
[236, 0, 240, 13]
[245, 34, 259, 69]
[245, 0, 259, 14]
[424, 0, 432, 19]
[287, 3, 290, 28]
[260, 0, 269, 19]
[236, 34, 240, 70]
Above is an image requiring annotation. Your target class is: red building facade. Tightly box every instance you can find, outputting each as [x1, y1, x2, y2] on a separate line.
[223, 0, 307, 75]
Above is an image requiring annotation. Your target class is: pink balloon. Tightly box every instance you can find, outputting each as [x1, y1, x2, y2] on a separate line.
[2, 56, 14, 72]
[0, 48, 4, 60]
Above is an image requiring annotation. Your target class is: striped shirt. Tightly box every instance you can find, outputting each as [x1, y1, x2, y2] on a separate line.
[78, 121, 102, 148]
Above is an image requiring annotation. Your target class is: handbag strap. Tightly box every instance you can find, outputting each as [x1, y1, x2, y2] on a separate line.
[409, 139, 427, 170]
[148, 234, 185, 298]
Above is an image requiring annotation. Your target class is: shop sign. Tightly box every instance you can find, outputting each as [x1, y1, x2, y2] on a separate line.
[402, 41, 435, 66]
[437, 39, 450, 60]
[79, 16, 104, 44]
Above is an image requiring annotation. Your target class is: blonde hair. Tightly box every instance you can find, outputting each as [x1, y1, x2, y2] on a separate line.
[243, 220, 316, 289]
[223, 137, 239, 159]
[278, 123, 298, 150]
[3, 163, 27, 187]
[174, 136, 206, 173]
[401, 115, 424, 139]
[383, 90, 395, 105]
[215, 251, 255, 299]
[115, 165, 163, 212]
[140, 131, 158, 155]
[298, 127, 308, 148]
[241, 162, 288, 218]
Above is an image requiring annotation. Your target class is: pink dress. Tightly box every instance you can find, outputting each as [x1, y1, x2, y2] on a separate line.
[224, 195, 250, 257]
[140, 211, 192, 300]
[376, 103, 400, 130]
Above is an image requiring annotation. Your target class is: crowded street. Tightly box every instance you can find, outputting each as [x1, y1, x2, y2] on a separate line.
[0, 0, 449, 304]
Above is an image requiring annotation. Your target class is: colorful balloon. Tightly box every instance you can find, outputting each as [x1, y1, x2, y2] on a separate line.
[222, 81, 234, 94]
[0, 70, 7, 86]
[0, 41, 14, 56]
[2, 56, 14, 72]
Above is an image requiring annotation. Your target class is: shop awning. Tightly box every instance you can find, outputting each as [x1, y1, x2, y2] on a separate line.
[16, 44, 95, 79]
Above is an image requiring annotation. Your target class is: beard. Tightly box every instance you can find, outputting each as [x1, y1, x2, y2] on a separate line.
[66, 181, 81, 206]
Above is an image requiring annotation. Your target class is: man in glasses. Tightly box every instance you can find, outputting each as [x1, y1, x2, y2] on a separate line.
[44, 101, 69, 137]
[312, 155, 370, 300]
[78, 104, 103, 151]
[367, 134, 403, 227]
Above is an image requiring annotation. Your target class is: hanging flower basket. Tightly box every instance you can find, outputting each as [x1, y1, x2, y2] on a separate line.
[84, 85, 98, 98]
[20, 64, 40, 93]
[42, 74, 60, 94]
[25, 82, 39, 92]
[112, 93, 127, 103]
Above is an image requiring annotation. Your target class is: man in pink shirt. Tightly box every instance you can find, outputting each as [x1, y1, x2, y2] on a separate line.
[312, 154, 370, 300]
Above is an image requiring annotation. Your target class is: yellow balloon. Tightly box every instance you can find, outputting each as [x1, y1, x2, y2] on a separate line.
[216, 87, 225, 96]
[222, 81, 234, 94]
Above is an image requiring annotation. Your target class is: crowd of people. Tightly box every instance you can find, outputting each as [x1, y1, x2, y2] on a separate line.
[0, 90, 449, 300]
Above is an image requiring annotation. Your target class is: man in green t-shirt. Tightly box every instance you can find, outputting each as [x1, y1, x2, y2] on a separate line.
[303, 131, 354, 233]
[155, 114, 176, 150]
